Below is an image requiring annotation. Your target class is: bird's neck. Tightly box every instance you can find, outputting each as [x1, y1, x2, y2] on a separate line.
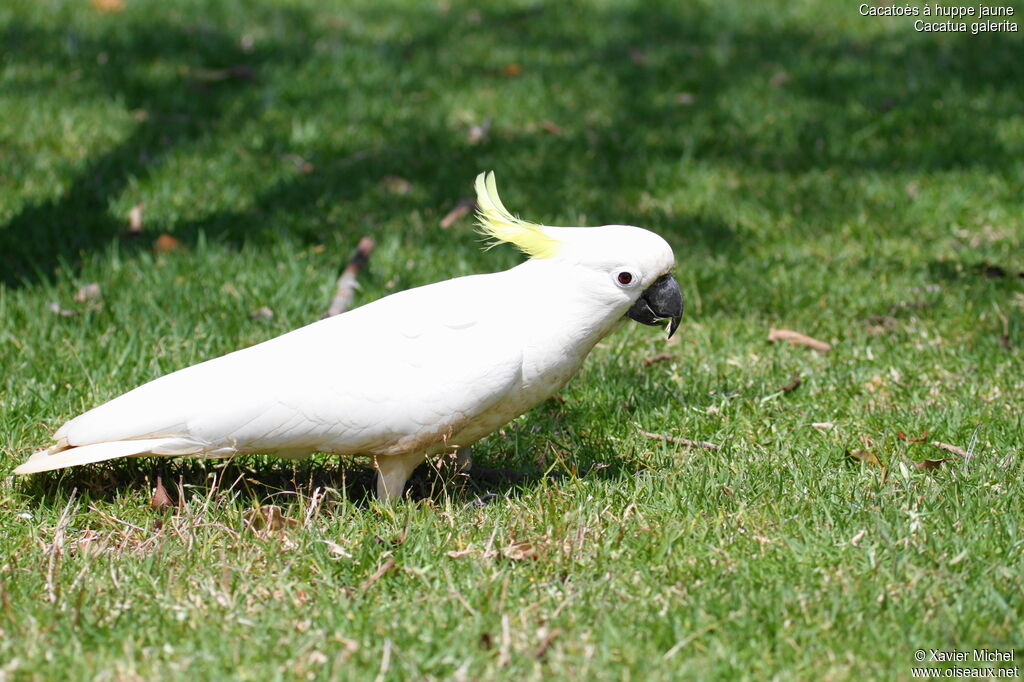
[507, 259, 630, 379]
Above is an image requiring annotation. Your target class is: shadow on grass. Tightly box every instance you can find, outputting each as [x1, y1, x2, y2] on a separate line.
[2, 1, 1021, 286]
[10, 450, 595, 510]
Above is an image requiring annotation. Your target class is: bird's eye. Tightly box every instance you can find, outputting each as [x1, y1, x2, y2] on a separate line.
[617, 272, 633, 285]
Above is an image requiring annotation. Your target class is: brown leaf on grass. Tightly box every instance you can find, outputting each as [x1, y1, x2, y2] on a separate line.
[249, 306, 274, 321]
[439, 198, 476, 228]
[768, 328, 831, 353]
[639, 430, 721, 451]
[501, 541, 539, 561]
[128, 202, 144, 233]
[154, 234, 181, 252]
[446, 548, 474, 559]
[642, 352, 674, 367]
[848, 449, 882, 468]
[540, 120, 563, 135]
[779, 372, 801, 392]
[502, 63, 522, 77]
[244, 505, 299, 532]
[69, 285, 99, 307]
[150, 476, 176, 512]
[930, 441, 975, 459]
[380, 175, 412, 195]
[897, 430, 929, 442]
[323, 540, 353, 559]
[916, 458, 952, 471]
[90, 0, 124, 12]
[282, 154, 314, 174]
[359, 556, 396, 591]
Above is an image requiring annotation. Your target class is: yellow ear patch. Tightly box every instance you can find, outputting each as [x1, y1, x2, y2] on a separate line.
[474, 171, 561, 259]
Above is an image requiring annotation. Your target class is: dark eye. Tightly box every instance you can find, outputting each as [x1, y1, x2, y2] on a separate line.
[617, 272, 633, 285]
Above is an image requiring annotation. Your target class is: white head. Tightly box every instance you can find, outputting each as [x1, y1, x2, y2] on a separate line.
[475, 172, 683, 336]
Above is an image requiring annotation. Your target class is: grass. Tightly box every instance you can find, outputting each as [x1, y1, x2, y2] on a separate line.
[1, 0, 1022, 678]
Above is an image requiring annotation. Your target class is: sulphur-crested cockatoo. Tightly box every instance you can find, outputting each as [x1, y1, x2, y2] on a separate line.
[15, 172, 683, 500]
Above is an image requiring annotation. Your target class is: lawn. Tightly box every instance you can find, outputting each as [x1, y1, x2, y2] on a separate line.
[1, 0, 1022, 679]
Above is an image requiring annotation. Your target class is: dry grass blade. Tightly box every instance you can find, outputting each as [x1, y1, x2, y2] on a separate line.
[90, 0, 123, 12]
[46, 489, 77, 603]
[930, 441, 975, 459]
[325, 236, 375, 318]
[128, 202, 144, 233]
[897, 430, 929, 442]
[439, 198, 476, 228]
[642, 352, 674, 367]
[360, 557, 396, 592]
[533, 628, 560, 659]
[540, 120, 563, 135]
[779, 372, 801, 392]
[639, 430, 721, 451]
[324, 540, 352, 559]
[498, 615, 511, 667]
[243, 505, 299, 532]
[768, 328, 832, 353]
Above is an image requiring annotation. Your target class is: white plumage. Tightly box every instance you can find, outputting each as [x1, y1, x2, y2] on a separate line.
[15, 172, 681, 500]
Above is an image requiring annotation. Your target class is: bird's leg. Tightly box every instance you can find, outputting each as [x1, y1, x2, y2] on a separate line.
[455, 446, 473, 473]
[374, 452, 426, 502]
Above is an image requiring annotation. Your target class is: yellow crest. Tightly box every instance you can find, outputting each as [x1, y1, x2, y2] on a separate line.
[474, 171, 561, 259]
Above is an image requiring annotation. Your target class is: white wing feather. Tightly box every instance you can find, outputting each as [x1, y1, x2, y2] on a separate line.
[23, 270, 525, 470]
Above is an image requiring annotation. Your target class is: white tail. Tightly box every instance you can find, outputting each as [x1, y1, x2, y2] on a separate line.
[13, 438, 188, 474]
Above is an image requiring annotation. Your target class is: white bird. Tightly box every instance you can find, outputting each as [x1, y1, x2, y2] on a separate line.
[15, 172, 683, 501]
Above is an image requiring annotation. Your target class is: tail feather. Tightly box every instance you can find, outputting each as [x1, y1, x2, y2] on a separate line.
[13, 438, 194, 475]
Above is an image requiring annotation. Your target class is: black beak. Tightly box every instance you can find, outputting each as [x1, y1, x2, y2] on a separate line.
[626, 273, 684, 338]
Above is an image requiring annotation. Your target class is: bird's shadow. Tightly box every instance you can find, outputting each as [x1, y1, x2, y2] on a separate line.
[9, 451, 602, 513]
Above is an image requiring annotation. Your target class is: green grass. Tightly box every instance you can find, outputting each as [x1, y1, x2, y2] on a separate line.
[2, 0, 1023, 678]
